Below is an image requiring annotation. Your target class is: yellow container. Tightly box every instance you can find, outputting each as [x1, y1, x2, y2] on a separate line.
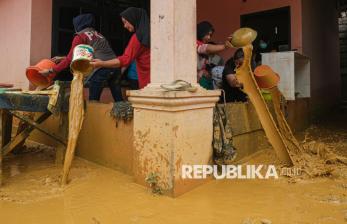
[70, 44, 94, 75]
[261, 90, 272, 101]
[229, 27, 257, 48]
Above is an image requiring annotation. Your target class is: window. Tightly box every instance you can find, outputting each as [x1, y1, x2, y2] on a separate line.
[241, 7, 291, 52]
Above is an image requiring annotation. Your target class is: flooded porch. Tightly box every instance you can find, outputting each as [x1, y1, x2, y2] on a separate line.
[1, 113, 347, 224]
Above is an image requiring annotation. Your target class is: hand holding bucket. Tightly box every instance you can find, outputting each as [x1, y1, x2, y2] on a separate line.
[70, 44, 94, 76]
[26, 59, 57, 89]
[226, 27, 257, 48]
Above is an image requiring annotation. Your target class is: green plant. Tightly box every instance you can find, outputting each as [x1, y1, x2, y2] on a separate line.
[145, 172, 163, 195]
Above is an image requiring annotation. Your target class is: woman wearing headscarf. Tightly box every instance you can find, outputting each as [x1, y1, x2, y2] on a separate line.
[40, 13, 123, 102]
[196, 21, 231, 90]
[197, 21, 230, 54]
[91, 7, 150, 89]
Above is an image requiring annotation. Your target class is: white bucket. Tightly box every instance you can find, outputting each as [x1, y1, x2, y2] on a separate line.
[70, 44, 94, 75]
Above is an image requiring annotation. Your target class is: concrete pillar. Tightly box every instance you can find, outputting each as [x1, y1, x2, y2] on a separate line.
[150, 0, 197, 86]
[128, 0, 220, 197]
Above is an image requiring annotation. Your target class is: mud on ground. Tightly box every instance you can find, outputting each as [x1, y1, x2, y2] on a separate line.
[0, 113, 346, 224]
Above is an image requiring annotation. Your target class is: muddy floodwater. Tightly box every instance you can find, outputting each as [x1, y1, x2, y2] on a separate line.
[1, 115, 347, 224]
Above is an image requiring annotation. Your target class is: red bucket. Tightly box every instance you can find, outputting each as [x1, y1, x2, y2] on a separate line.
[26, 59, 56, 88]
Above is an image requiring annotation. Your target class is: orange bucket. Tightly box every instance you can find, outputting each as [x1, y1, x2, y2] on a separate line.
[26, 59, 56, 88]
[254, 65, 280, 89]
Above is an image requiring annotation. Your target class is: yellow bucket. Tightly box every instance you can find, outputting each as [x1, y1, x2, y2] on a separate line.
[70, 44, 94, 75]
[229, 27, 257, 48]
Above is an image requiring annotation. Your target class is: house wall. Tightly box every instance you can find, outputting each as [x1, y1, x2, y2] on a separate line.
[0, 0, 52, 89]
[197, 0, 302, 60]
[29, 103, 135, 175]
[1, 0, 340, 113]
[302, 0, 341, 115]
[0, 0, 32, 89]
[76, 103, 134, 175]
[30, 0, 53, 65]
[29, 102, 271, 174]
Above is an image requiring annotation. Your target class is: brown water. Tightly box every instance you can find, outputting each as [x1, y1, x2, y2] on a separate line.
[236, 45, 292, 165]
[62, 71, 85, 184]
[0, 131, 347, 224]
[236, 45, 345, 178]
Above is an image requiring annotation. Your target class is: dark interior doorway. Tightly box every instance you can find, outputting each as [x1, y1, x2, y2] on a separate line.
[240, 6, 291, 52]
[338, 0, 347, 102]
[51, 0, 150, 57]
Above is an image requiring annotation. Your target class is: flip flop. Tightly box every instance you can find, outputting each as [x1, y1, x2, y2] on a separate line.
[160, 80, 198, 92]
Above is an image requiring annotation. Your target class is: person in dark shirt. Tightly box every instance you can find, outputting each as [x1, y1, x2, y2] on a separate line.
[40, 13, 123, 102]
[221, 48, 248, 103]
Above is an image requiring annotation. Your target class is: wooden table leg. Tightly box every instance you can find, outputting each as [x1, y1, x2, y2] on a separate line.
[10, 111, 66, 146]
[2, 112, 51, 157]
[0, 109, 13, 186]
[12, 112, 34, 154]
[2, 110, 13, 146]
[56, 112, 68, 165]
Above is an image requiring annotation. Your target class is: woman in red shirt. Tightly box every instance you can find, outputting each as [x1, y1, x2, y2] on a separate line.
[196, 21, 232, 90]
[91, 7, 150, 89]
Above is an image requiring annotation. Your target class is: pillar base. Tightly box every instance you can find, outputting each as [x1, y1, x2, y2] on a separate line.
[128, 87, 220, 197]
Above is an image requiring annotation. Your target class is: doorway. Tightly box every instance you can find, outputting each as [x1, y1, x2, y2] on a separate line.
[51, 0, 150, 57]
[338, 0, 347, 102]
[241, 6, 291, 52]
